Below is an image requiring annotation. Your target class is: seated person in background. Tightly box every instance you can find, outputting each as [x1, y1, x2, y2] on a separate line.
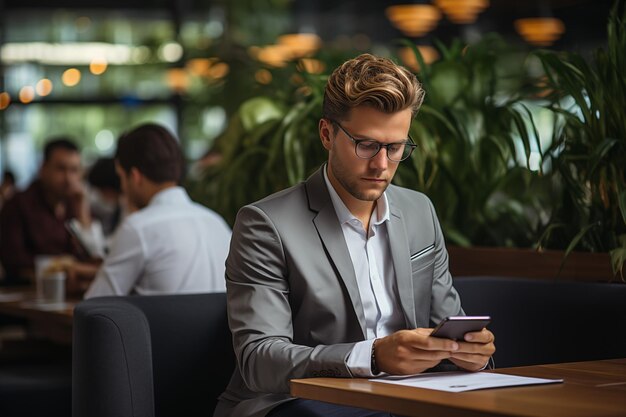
[87, 157, 124, 237]
[84, 123, 231, 298]
[67, 157, 128, 259]
[215, 54, 495, 417]
[0, 138, 97, 284]
[0, 170, 16, 210]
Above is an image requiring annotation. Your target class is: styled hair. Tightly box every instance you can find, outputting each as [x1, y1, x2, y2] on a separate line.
[323, 53, 425, 123]
[43, 137, 79, 162]
[115, 123, 184, 184]
[87, 157, 121, 192]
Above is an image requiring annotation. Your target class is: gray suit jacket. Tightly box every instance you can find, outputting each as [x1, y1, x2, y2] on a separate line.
[214, 167, 463, 417]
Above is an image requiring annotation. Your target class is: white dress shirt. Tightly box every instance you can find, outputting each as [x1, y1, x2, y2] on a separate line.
[323, 168, 405, 376]
[84, 186, 231, 299]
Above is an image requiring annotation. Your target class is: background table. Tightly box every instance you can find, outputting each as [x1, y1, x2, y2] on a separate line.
[291, 359, 626, 417]
[0, 289, 75, 345]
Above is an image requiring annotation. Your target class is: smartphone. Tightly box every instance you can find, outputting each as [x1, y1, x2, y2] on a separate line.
[430, 316, 491, 341]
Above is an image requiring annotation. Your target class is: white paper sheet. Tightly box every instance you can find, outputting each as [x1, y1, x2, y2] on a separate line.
[371, 371, 563, 392]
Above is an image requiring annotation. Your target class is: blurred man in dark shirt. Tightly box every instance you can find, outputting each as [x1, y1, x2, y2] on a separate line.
[0, 138, 93, 284]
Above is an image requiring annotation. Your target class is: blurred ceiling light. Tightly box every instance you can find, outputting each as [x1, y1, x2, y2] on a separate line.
[166, 68, 189, 92]
[297, 58, 326, 74]
[277, 33, 322, 58]
[62, 68, 81, 87]
[35, 79, 53, 96]
[385, 4, 441, 37]
[19, 86, 35, 104]
[514, 17, 566, 46]
[398, 46, 440, 72]
[187, 58, 213, 76]
[0, 92, 10, 110]
[159, 42, 184, 63]
[252, 45, 291, 67]
[208, 62, 229, 79]
[95, 130, 115, 151]
[1, 42, 138, 65]
[132, 46, 151, 64]
[255, 69, 273, 85]
[434, 0, 489, 24]
[90, 59, 108, 75]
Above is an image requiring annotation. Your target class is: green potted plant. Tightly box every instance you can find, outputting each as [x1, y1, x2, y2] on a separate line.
[534, 2, 626, 279]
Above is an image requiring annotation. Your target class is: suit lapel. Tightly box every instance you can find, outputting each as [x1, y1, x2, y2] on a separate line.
[306, 168, 367, 339]
[387, 199, 417, 328]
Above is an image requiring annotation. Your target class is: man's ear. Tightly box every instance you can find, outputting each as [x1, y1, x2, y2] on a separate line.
[319, 119, 334, 151]
[129, 167, 143, 185]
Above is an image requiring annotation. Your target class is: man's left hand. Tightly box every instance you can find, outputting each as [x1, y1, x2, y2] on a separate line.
[449, 328, 496, 371]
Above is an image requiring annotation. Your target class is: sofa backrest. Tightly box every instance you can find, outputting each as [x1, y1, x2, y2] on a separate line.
[453, 276, 626, 368]
[73, 293, 234, 417]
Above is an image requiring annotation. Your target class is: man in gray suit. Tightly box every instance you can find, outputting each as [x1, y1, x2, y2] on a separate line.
[215, 54, 496, 417]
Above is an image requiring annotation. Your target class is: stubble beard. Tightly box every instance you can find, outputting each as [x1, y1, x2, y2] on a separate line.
[330, 153, 389, 202]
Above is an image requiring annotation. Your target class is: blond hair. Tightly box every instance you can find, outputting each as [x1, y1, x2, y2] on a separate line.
[323, 53, 425, 122]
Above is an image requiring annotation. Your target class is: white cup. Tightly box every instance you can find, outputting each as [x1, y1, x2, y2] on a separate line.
[41, 271, 66, 303]
[34, 255, 54, 300]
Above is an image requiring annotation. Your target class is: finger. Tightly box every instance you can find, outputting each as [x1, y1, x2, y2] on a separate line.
[449, 357, 488, 372]
[414, 336, 459, 352]
[450, 352, 489, 364]
[454, 340, 495, 355]
[464, 328, 495, 343]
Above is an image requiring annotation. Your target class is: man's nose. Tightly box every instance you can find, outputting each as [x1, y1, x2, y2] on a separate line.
[369, 147, 389, 170]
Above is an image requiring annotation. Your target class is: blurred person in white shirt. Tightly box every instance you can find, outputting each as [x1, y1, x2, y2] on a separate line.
[83, 123, 231, 298]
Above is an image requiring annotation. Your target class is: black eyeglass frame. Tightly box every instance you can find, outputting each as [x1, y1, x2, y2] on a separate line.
[328, 119, 417, 162]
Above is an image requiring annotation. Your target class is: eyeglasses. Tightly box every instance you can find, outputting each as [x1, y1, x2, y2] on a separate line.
[329, 119, 417, 162]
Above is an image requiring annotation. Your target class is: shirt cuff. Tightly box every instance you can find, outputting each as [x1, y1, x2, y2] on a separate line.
[346, 339, 377, 377]
[479, 357, 495, 371]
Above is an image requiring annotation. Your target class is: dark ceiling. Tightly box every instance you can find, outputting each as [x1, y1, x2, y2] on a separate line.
[1, 0, 616, 52]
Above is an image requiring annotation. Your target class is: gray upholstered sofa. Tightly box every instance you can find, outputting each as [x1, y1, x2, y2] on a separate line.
[72, 278, 626, 417]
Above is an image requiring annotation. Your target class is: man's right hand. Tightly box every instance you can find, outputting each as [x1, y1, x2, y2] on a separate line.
[374, 328, 459, 374]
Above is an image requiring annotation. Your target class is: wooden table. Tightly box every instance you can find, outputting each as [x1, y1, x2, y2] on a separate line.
[0, 289, 75, 345]
[291, 359, 626, 417]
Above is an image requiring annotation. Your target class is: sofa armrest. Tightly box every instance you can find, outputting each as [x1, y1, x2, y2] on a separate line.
[72, 298, 155, 417]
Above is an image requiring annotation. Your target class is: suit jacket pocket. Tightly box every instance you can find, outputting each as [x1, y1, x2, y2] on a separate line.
[410, 244, 435, 273]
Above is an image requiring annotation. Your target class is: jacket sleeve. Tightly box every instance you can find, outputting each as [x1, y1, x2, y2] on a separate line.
[225, 205, 355, 394]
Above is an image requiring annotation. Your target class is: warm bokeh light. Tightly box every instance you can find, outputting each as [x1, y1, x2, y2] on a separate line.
[277, 33, 322, 58]
[386, 5, 441, 37]
[166, 68, 189, 92]
[90, 59, 108, 75]
[254, 69, 272, 85]
[19, 86, 35, 104]
[399, 46, 440, 72]
[35, 79, 53, 96]
[208, 62, 229, 79]
[187, 58, 212, 76]
[297, 58, 326, 74]
[434, 0, 489, 24]
[62, 68, 81, 87]
[253, 45, 291, 67]
[514, 18, 566, 46]
[0, 92, 10, 110]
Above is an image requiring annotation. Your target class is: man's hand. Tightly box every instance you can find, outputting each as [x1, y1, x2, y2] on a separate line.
[68, 179, 91, 227]
[449, 328, 496, 371]
[374, 328, 459, 375]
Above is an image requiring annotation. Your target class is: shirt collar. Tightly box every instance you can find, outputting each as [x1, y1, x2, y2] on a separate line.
[323, 164, 390, 226]
[148, 186, 191, 206]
